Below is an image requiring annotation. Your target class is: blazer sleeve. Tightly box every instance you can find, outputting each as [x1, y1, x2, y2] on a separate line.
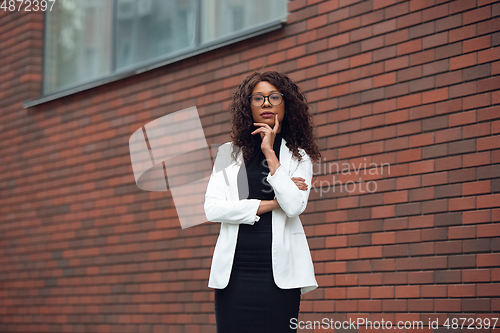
[204, 143, 261, 225]
[266, 150, 313, 218]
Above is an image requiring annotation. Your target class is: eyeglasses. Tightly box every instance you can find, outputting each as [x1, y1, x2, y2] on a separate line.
[248, 93, 284, 107]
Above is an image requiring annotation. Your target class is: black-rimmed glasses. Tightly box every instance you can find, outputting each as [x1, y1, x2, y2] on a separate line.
[248, 93, 284, 107]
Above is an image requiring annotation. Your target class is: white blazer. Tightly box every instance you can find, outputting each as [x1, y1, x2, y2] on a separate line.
[204, 138, 318, 295]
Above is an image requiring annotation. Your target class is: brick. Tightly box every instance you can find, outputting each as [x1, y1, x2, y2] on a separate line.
[423, 4, 449, 22]
[338, 93, 362, 108]
[397, 67, 421, 84]
[297, 54, 318, 69]
[339, 17, 361, 33]
[409, 77, 435, 93]
[422, 87, 449, 104]
[385, 29, 410, 46]
[328, 7, 350, 23]
[463, 92, 491, 110]
[371, 286, 394, 298]
[493, 59, 500, 74]
[463, 124, 490, 138]
[478, 47, 500, 64]
[462, 269, 491, 282]
[373, 46, 397, 62]
[410, 49, 435, 66]
[396, 230, 421, 243]
[361, 10, 385, 26]
[462, 299, 491, 312]
[449, 25, 476, 43]
[436, 14, 463, 33]
[449, 81, 477, 98]
[373, 0, 396, 10]
[478, 77, 500, 93]
[350, 78, 373, 93]
[494, 1, 500, 15]
[463, 210, 490, 224]
[463, 64, 491, 81]
[338, 42, 362, 58]
[386, 82, 409, 98]
[448, 284, 476, 297]
[422, 32, 448, 50]
[423, 59, 449, 76]
[339, 69, 360, 83]
[287, 45, 308, 60]
[436, 42, 463, 60]
[350, 52, 372, 68]
[435, 299, 461, 311]
[410, 0, 434, 12]
[397, 39, 422, 56]
[318, 73, 339, 88]
[422, 285, 447, 298]
[383, 272, 408, 284]
[373, 72, 397, 88]
[307, 14, 328, 30]
[478, 224, 500, 238]
[436, 71, 462, 87]
[318, 0, 340, 14]
[297, 30, 318, 45]
[434, 270, 461, 283]
[288, 0, 308, 12]
[361, 62, 384, 77]
[395, 285, 420, 298]
[385, 2, 410, 20]
[477, 18, 500, 35]
[450, 0, 477, 14]
[464, 6, 492, 25]
[317, 49, 339, 63]
[464, 35, 492, 53]
[385, 56, 409, 72]
[350, 26, 373, 42]
[397, 12, 422, 29]
[477, 136, 500, 150]
[409, 22, 435, 39]
[477, 283, 500, 296]
[361, 36, 384, 52]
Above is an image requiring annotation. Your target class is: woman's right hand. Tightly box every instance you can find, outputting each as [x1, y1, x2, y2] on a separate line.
[291, 177, 308, 191]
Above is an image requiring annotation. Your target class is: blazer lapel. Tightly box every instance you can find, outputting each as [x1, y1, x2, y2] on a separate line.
[226, 138, 293, 200]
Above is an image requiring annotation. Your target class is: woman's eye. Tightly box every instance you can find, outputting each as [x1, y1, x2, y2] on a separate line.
[253, 96, 263, 102]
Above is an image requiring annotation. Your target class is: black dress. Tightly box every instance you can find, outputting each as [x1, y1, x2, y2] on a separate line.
[214, 132, 301, 333]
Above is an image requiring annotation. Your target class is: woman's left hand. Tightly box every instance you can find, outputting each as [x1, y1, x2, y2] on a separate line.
[251, 113, 280, 153]
[291, 177, 308, 191]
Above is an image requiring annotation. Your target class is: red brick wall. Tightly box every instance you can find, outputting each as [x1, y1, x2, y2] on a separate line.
[1, 0, 500, 332]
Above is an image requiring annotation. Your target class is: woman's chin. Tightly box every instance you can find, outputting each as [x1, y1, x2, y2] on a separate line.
[260, 119, 275, 127]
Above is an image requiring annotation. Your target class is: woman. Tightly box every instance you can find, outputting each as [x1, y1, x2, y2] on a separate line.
[204, 71, 321, 332]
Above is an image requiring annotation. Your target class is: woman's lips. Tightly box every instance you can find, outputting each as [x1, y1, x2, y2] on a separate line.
[261, 112, 274, 118]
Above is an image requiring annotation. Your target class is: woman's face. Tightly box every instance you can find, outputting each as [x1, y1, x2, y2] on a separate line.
[250, 81, 285, 133]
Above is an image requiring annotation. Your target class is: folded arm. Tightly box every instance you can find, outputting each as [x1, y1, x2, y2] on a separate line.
[265, 151, 313, 218]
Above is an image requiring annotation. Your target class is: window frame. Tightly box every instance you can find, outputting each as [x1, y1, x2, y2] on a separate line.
[24, 0, 287, 108]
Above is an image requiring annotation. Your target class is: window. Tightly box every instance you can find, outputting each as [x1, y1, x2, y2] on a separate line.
[41, 0, 288, 99]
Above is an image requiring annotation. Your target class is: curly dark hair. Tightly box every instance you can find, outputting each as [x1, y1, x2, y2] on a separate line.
[228, 71, 321, 164]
